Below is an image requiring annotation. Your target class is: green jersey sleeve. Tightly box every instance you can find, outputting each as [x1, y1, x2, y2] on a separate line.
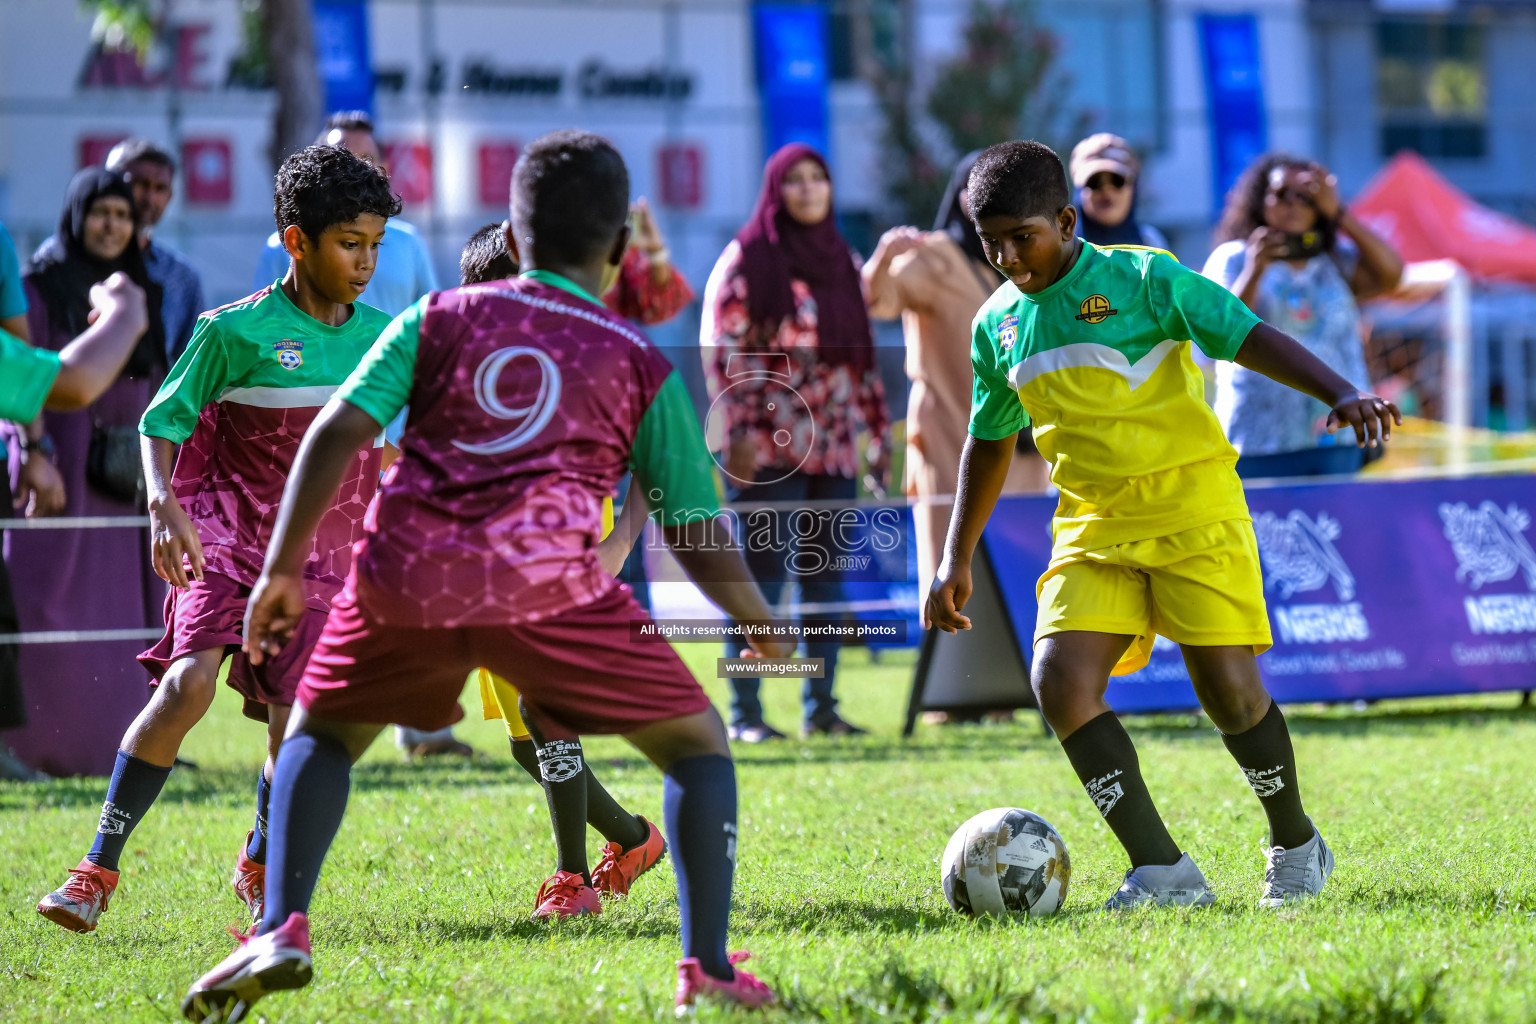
[336, 296, 423, 429]
[0, 327, 59, 423]
[140, 314, 239, 442]
[630, 371, 722, 525]
[968, 315, 1028, 440]
[1149, 253, 1261, 361]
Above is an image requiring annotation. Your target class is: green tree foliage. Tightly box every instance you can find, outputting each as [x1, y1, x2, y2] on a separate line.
[874, 0, 1088, 225]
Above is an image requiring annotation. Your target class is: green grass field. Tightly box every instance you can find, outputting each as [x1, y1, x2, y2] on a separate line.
[2, 645, 1533, 1023]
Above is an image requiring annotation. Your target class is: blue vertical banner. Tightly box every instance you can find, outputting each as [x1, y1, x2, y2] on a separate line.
[752, 2, 830, 160]
[1198, 13, 1267, 216]
[313, 0, 374, 116]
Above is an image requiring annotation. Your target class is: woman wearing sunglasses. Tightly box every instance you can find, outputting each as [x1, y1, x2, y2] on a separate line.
[1203, 154, 1404, 478]
[1069, 133, 1169, 250]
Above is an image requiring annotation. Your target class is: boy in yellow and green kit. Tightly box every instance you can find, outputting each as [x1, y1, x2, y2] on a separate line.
[925, 141, 1399, 909]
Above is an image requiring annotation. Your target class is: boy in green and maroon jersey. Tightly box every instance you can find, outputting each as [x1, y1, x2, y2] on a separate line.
[37, 146, 401, 935]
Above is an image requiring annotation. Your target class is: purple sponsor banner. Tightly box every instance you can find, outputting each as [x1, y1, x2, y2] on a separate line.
[982, 475, 1536, 712]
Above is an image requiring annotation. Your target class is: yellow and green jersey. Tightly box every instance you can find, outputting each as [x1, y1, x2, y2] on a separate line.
[970, 243, 1262, 554]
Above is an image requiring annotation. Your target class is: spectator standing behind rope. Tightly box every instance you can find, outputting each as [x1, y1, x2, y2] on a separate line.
[701, 143, 890, 742]
[105, 140, 205, 364]
[862, 151, 1049, 598]
[2, 169, 167, 777]
[1, 220, 54, 780]
[0, 277, 153, 782]
[1204, 155, 1404, 478]
[1069, 134, 1168, 250]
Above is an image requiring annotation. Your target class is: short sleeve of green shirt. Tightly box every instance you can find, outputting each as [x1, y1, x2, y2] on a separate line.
[336, 296, 423, 429]
[0, 327, 59, 423]
[0, 223, 27, 321]
[141, 314, 238, 442]
[1148, 253, 1261, 361]
[968, 315, 1028, 440]
[630, 371, 722, 524]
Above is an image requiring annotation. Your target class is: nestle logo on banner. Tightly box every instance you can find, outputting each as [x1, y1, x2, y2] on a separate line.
[1253, 510, 1371, 644]
[1440, 501, 1536, 635]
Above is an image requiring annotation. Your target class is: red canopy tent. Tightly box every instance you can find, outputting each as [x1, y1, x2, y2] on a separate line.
[1351, 152, 1536, 286]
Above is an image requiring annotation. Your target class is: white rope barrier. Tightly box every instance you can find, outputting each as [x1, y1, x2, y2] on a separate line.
[0, 628, 162, 645]
[0, 515, 150, 530]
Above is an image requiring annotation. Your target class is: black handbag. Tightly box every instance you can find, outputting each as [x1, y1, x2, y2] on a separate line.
[86, 422, 146, 509]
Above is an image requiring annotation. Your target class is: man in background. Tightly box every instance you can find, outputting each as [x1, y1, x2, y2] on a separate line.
[253, 111, 438, 319]
[255, 111, 463, 759]
[105, 140, 205, 363]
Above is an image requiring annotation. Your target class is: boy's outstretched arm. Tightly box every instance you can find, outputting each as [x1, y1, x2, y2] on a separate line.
[1233, 322, 1401, 447]
[244, 399, 382, 664]
[664, 516, 796, 659]
[924, 433, 1016, 633]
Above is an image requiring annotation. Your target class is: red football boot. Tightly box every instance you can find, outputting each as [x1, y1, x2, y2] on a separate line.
[530, 870, 602, 921]
[675, 951, 776, 1013]
[591, 816, 667, 897]
[37, 858, 119, 933]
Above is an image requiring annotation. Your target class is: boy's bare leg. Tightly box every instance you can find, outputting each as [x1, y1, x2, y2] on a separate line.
[38, 647, 228, 930]
[1032, 632, 1183, 869]
[624, 708, 739, 981]
[122, 647, 226, 766]
[92, 647, 225, 866]
[1182, 646, 1315, 851]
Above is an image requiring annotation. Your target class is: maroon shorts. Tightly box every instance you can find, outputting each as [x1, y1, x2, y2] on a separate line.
[138, 570, 330, 722]
[299, 584, 711, 736]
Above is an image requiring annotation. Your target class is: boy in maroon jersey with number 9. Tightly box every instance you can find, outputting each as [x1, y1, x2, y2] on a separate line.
[37, 146, 400, 935]
[181, 130, 787, 1022]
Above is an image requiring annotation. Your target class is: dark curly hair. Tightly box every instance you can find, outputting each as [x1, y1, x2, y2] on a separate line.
[511, 130, 629, 267]
[1214, 152, 1334, 249]
[966, 140, 1070, 225]
[273, 144, 402, 243]
[460, 222, 518, 285]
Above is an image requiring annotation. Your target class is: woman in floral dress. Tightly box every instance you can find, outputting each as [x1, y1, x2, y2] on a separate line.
[700, 143, 889, 741]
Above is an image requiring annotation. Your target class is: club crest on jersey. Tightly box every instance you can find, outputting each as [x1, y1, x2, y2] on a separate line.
[1075, 294, 1124, 322]
[1075, 294, 1117, 324]
[273, 339, 303, 370]
[998, 314, 1019, 350]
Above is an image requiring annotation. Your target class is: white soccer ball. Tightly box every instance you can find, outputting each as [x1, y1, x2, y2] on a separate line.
[940, 807, 1071, 917]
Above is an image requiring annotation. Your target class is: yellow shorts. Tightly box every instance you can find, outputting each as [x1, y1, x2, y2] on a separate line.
[1035, 519, 1273, 676]
[474, 496, 615, 738]
[476, 668, 529, 739]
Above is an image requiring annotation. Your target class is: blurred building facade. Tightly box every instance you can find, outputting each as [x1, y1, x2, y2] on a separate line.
[0, 0, 1532, 312]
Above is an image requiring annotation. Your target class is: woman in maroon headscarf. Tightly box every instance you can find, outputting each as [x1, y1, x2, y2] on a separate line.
[700, 143, 890, 742]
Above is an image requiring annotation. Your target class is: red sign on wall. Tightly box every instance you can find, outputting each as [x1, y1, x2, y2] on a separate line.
[79, 135, 128, 170]
[657, 144, 704, 209]
[181, 138, 232, 205]
[384, 142, 435, 206]
[478, 140, 520, 208]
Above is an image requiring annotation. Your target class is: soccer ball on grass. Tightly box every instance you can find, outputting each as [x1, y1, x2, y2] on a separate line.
[940, 807, 1070, 916]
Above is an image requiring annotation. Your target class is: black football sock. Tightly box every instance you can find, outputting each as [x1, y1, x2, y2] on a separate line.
[87, 751, 173, 872]
[246, 768, 272, 864]
[260, 731, 352, 935]
[1058, 711, 1181, 869]
[1220, 700, 1313, 850]
[528, 727, 592, 883]
[664, 754, 737, 981]
[585, 772, 649, 851]
[514, 734, 644, 852]
[510, 736, 541, 781]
